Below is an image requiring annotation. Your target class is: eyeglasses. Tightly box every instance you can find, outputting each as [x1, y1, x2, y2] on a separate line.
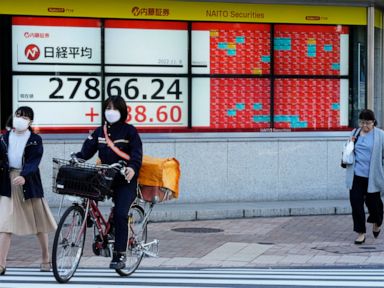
[359, 120, 374, 126]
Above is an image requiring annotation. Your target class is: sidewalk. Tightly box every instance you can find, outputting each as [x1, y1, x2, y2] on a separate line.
[6, 199, 384, 269]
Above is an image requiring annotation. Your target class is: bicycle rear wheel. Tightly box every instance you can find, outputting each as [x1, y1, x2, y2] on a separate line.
[116, 205, 147, 276]
[52, 204, 86, 283]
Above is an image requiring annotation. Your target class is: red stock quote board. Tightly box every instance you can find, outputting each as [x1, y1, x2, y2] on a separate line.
[210, 78, 271, 129]
[274, 25, 349, 75]
[274, 79, 341, 129]
[193, 22, 271, 75]
[192, 23, 271, 129]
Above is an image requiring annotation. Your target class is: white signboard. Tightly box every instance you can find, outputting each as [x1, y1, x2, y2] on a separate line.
[105, 20, 188, 74]
[12, 17, 103, 131]
[191, 31, 210, 74]
[13, 75, 102, 127]
[12, 17, 101, 72]
[13, 75, 188, 128]
[192, 78, 210, 127]
[105, 76, 188, 127]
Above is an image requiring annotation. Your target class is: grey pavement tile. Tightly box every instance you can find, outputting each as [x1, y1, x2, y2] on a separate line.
[364, 255, 384, 264]
[226, 243, 271, 261]
[307, 255, 341, 264]
[250, 255, 286, 264]
[190, 259, 226, 267]
[278, 255, 313, 264]
[158, 257, 196, 267]
[140, 257, 172, 267]
[201, 242, 248, 260]
[5, 213, 384, 269]
[220, 260, 251, 267]
[336, 255, 369, 264]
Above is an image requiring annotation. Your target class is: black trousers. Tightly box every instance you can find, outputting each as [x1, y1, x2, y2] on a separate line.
[350, 175, 383, 233]
[113, 179, 137, 252]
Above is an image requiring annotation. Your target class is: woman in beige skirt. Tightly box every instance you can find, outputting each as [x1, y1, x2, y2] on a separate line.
[0, 107, 57, 275]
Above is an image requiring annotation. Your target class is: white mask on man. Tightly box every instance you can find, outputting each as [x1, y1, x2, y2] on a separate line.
[105, 110, 121, 124]
[13, 117, 30, 132]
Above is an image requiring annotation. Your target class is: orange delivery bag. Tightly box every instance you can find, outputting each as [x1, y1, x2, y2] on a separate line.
[138, 155, 180, 203]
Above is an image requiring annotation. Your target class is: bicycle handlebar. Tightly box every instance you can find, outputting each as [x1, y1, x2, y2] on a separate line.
[70, 152, 81, 164]
[69, 153, 127, 176]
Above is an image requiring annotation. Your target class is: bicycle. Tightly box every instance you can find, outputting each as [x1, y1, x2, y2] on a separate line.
[51, 156, 160, 283]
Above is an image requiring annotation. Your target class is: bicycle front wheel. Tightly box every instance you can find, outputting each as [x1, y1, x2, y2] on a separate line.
[116, 205, 147, 276]
[52, 205, 86, 283]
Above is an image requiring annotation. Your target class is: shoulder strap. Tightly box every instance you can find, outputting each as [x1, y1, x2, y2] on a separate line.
[103, 124, 131, 161]
[353, 128, 361, 142]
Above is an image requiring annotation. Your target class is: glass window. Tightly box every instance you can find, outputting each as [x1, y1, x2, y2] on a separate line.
[350, 26, 367, 127]
[5, 16, 368, 133]
[374, 25, 383, 126]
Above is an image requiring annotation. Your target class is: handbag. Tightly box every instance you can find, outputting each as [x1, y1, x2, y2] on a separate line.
[341, 128, 360, 168]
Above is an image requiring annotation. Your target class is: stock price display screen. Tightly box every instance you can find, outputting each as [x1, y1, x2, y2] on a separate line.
[273, 25, 349, 129]
[191, 22, 348, 130]
[104, 20, 188, 128]
[12, 17, 188, 132]
[12, 17, 102, 131]
[192, 22, 272, 129]
[104, 76, 187, 126]
[12, 17, 349, 132]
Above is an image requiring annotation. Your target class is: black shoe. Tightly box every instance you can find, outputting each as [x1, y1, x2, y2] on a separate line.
[373, 224, 381, 238]
[86, 216, 93, 228]
[354, 235, 365, 245]
[110, 252, 126, 270]
[0, 266, 6, 275]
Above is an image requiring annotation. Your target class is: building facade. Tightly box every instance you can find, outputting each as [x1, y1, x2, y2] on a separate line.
[1, 0, 384, 206]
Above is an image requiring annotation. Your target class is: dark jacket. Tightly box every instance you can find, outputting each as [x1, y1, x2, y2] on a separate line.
[76, 122, 143, 181]
[0, 130, 45, 199]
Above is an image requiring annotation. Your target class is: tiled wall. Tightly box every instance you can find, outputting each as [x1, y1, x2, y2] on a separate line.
[41, 134, 349, 207]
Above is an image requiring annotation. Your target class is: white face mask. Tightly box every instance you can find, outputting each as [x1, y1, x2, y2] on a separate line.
[13, 116, 30, 132]
[105, 110, 121, 124]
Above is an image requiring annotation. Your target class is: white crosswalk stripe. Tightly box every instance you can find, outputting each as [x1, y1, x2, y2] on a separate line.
[0, 267, 384, 287]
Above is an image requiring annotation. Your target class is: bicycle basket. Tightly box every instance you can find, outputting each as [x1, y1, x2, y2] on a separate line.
[52, 158, 118, 201]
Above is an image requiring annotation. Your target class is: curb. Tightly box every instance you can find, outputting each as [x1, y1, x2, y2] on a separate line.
[51, 199, 352, 222]
[149, 199, 352, 222]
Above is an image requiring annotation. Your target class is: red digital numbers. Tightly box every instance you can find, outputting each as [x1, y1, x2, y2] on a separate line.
[127, 105, 182, 124]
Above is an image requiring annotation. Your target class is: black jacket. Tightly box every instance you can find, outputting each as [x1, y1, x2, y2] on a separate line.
[76, 122, 143, 179]
[0, 130, 45, 199]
